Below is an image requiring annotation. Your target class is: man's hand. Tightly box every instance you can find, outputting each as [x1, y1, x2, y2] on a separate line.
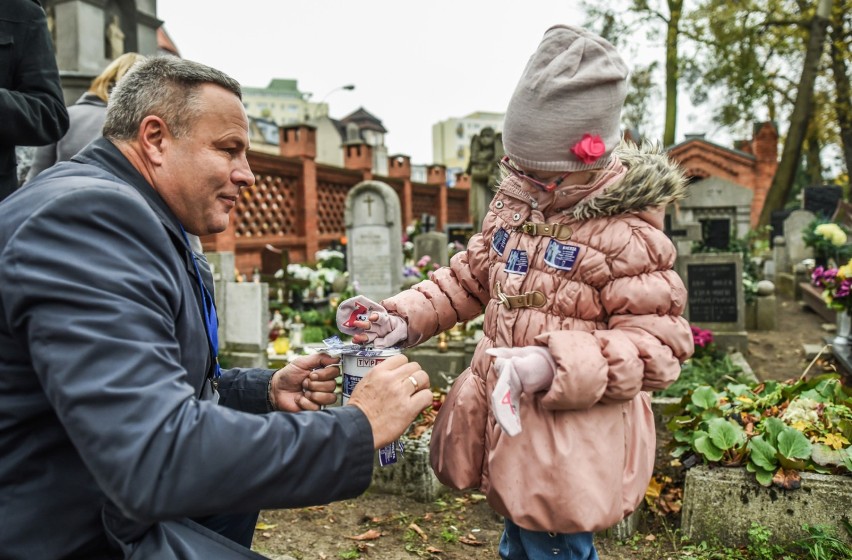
[269, 353, 341, 412]
[346, 354, 432, 449]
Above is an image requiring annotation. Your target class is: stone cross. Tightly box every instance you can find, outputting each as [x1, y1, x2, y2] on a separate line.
[420, 213, 436, 234]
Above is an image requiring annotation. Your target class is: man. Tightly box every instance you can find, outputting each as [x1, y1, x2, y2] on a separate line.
[0, 0, 70, 200]
[0, 56, 433, 559]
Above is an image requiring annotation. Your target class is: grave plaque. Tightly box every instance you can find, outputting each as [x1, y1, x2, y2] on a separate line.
[701, 218, 731, 250]
[687, 263, 738, 322]
[446, 223, 475, 247]
[677, 253, 745, 335]
[345, 181, 403, 302]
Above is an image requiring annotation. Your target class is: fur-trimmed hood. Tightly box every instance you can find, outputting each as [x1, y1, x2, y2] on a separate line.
[498, 141, 687, 221]
[572, 141, 687, 219]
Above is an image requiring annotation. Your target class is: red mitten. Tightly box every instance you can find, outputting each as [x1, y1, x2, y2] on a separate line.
[486, 346, 556, 436]
[336, 295, 407, 347]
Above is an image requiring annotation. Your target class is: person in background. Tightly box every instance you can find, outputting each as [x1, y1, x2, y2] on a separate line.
[0, 55, 432, 559]
[0, 0, 69, 201]
[337, 24, 693, 560]
[26, 51, 145, 182]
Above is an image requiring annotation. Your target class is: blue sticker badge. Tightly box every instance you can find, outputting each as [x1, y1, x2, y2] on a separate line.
[492, 228, 510, 256]
[379, 440, 405, 467]
[544, 239, 580, 271]
[505, 249, 529, 275]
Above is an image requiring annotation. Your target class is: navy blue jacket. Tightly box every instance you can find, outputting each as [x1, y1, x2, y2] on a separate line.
[0, 138, 374, 559]
[0, 0, 69, 200]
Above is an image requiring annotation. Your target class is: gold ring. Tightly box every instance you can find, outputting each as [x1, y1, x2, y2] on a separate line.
[407, 375, 418, 391]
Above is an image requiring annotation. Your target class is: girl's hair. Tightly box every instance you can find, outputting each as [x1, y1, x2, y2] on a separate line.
[88, 52, 146, 103]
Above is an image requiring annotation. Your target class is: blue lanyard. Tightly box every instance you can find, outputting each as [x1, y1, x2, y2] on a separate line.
[179, 226, 221, 378]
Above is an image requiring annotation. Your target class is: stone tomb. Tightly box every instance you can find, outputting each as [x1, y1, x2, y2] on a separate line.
[678, 177, 753, 249]
[345, 181, 403, 302]
[677, 253, 747, 353]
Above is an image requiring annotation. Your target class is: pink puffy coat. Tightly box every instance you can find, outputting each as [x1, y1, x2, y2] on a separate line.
[382, 142, 694, 533]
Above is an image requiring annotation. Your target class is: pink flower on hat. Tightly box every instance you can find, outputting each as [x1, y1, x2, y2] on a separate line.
[570, 133, 606, 164]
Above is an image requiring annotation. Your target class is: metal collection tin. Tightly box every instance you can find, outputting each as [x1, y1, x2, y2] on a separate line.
[340, 347, 401, 405]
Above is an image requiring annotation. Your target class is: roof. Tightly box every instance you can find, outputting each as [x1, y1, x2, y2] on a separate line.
[667, 135, 755, 161]
[157, 26, 180, 57]
[340, 107, 387, 133]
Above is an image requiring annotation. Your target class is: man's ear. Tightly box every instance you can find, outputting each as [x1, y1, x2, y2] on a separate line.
[138, 115, 169, 166]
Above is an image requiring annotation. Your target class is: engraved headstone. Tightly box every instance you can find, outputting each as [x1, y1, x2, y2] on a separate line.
[677, 253, 747, 352]
[414, 231, 449, 268]
[345, 181, 403, 302]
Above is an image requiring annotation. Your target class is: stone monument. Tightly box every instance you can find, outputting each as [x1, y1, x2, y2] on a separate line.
[466, 127, 503, 232]
[414, 231, 449, 268]
[345, 181, 403, 302]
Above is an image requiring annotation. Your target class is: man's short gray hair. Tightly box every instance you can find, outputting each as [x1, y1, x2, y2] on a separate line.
[103, 56, 242, 141]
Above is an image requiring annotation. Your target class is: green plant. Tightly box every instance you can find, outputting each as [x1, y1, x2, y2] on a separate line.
[337, 547, 361, 559]
[668, 374, 852, 488]
[659, 354, 749, 398]
[794, 524, 852, 559]
[747, 522, 787, 560]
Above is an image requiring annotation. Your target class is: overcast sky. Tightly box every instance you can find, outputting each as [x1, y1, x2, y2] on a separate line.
[157, 1, 707, 164]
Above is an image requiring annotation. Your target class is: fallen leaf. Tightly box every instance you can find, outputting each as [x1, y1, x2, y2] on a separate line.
[772, 467, 802, 490]
[645, 534, 656, 541]
[409, 522, 428, 540]
[459, 535, 483, 546]
[426, 546, 444, 554]
[347, 529, 382, 541]
[260, 532, 271, 538]
[423, 513, 433, 521]
[255, 522, 277, 531]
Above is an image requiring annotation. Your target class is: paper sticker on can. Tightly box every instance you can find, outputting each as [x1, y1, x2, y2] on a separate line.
[341, 348, 401, 405]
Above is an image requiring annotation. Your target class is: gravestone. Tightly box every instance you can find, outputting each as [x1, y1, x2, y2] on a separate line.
[446, 223, 475, 249]
[221, 282, 269, 367]
[677, 253, 747, 352]
[803, 185, 843, 219]
[345, 181, 403, 302]
[678, 177, 753, 243]
[783, 209, 816, 266]
[414, 231, 449, 267]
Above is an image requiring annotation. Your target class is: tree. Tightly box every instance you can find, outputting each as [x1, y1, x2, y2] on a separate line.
[759, 0, 834, 227]
[584, 0, 686, 146]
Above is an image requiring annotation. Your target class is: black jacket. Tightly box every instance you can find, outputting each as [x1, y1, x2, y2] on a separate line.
[0, 0, 69, 200]
[0, 138, 374, 559]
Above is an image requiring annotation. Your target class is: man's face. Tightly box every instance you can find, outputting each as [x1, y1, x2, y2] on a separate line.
[155, 84, 254, 236]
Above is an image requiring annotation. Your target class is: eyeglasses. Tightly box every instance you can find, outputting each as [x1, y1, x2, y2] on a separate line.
[499, 156, 571, 193]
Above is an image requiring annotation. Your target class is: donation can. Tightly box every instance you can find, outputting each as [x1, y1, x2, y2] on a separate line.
[340, 347, 401, 405]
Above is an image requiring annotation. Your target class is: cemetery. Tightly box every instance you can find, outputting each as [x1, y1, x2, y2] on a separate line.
[205, 167, 852, 559]
[8, 1, 851, 559]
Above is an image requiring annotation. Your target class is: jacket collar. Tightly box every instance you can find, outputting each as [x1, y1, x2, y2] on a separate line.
[71, 137, 188, 247]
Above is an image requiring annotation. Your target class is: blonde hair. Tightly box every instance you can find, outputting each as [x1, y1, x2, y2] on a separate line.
[88, 52, 146, 103]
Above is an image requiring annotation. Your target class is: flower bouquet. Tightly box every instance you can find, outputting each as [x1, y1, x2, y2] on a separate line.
[810, 262, 852, 313]
[803, 219, 851, 267]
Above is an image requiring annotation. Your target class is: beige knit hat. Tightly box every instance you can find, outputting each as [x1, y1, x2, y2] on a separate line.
[502, 24, 629, 172]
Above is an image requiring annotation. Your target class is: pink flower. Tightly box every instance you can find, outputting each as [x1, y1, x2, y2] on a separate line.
[570, 134, 606, 165]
